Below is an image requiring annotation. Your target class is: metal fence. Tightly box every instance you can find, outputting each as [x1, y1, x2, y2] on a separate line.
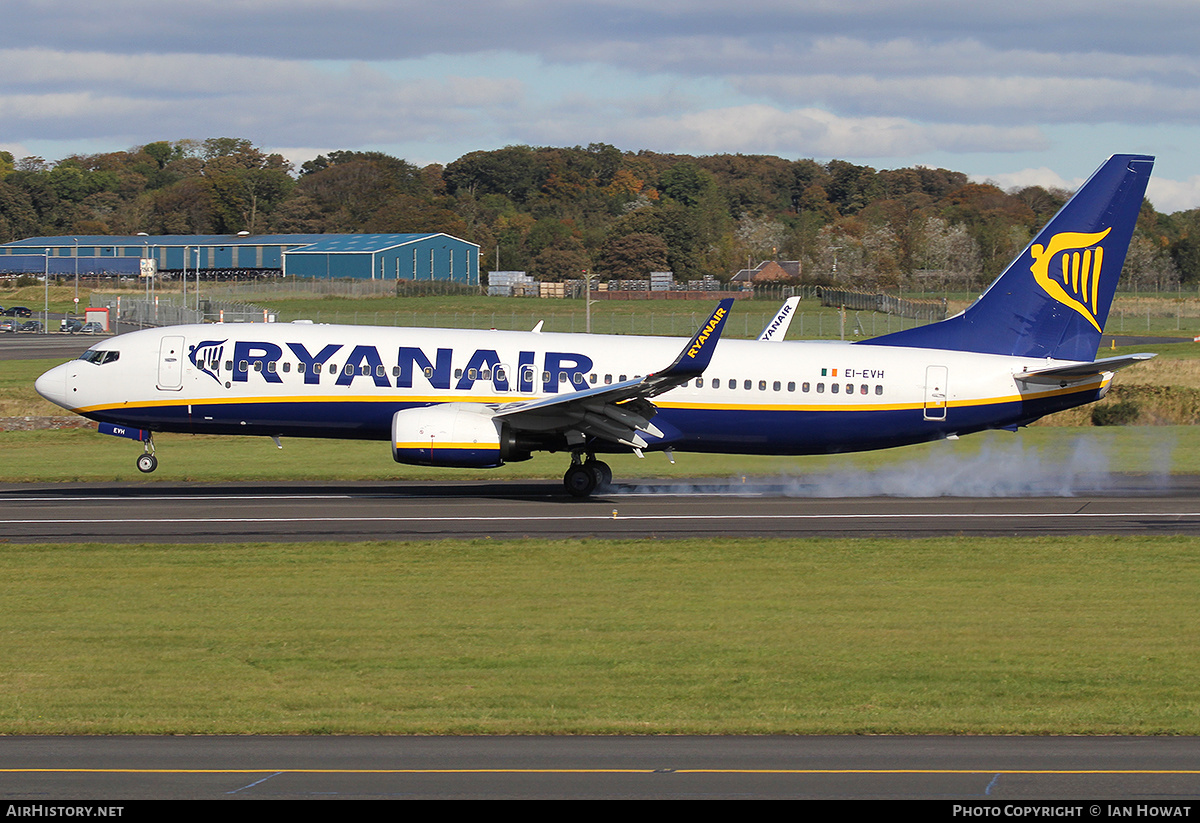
[89, 288, 1200, 341]
[818, 288, 948, 322]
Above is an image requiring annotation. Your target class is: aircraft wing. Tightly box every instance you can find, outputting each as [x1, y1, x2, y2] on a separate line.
[1014, 353, 1156, 385]
[493, 299, 734, 449]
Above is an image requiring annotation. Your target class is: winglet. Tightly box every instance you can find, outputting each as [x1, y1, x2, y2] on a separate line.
[655, 298, 734, 380]
[758, 297, 800, 341]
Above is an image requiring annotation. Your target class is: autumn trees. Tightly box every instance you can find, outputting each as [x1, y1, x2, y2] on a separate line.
[0, 138, 1194, 290]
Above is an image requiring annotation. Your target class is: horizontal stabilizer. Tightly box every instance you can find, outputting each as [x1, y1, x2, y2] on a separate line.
[1015, 353, 1156, 384]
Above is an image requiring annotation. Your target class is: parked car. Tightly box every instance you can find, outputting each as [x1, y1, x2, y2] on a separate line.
[60, 318, 83, 333]
[0, 319, 19, 332]
[18, 320, 43, 333]
[79, 322, 104, 334]
[3, 306, 31, 317]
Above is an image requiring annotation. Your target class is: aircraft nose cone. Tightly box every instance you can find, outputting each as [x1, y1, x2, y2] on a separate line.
[34, 363, 72, 410]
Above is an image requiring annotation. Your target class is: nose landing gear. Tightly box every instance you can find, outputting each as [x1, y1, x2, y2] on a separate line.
[136, 436, 157, 473]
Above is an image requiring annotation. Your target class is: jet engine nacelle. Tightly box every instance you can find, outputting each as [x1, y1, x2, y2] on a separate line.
[392, 404, 511, 468]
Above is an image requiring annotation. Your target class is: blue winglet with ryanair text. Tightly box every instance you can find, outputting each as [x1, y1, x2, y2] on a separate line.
[655, 298, 734, 380]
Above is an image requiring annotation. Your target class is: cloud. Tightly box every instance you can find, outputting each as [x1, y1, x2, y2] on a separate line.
[738, 72, 1200, 125]
[1, 1, 1198, 208]
[0, 49, 524, 147]
[1146, 176, 1200, 214]
[971, 165, 1199, 215]
[7, 1, 1200, 61]
[972, 166, 1079, 193]
[604, 104, 1046, 158]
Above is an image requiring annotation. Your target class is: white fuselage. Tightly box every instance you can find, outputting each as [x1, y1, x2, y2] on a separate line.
[35, 321, 1108, 456]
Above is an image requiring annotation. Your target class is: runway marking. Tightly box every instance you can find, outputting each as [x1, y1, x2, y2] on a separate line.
[0, 495, 357, 503]
[5, 767, 1200, 775]
[228, 771, 283, 794]
[3, 511, 1200, 526]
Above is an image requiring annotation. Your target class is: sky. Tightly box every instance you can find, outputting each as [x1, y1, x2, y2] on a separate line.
[3, 0, 1200, 211]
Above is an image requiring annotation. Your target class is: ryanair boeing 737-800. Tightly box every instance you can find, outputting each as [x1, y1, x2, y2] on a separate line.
[35, 154, 1156, 497]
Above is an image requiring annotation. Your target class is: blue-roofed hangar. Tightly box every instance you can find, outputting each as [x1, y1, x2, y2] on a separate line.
[0, 233, 480, 284]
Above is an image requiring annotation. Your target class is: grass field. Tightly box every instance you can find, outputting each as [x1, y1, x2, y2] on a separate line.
[1, 536, 1197, 735]
[5, 284, 1200, 737]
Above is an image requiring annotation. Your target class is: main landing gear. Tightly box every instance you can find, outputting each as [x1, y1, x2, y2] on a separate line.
[563, 453, 613, 498]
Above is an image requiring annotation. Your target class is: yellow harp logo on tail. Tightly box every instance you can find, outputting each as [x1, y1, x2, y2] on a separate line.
[1029, 228, 1111, 332]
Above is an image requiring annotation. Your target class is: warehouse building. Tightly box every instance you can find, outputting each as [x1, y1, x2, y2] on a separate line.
[0, 233, 480, 284]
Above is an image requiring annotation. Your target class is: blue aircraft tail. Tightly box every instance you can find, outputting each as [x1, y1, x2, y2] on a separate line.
[860, 154, 1154, 361]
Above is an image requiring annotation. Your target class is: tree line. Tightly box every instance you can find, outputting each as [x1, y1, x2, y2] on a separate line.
[1, 138, 1196, 291]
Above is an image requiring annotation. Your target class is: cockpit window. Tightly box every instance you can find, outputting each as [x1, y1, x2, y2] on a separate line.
[78, 350, 120, 365]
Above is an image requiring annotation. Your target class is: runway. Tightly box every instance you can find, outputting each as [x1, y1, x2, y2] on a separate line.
[3, 735, 1200, 800]
[2, 473, 1197, 542]
[5, 468, 1199, 801]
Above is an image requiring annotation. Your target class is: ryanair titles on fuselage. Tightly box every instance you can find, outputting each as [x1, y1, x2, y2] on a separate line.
[188, 338, 594, 394]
